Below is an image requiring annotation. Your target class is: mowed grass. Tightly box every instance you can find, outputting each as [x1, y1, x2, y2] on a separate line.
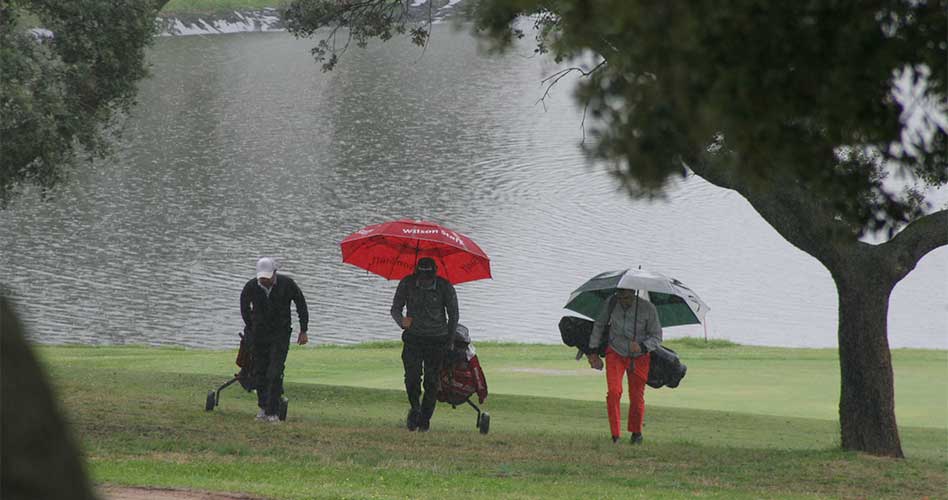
[39, 341, 947, 499]
[161, 0, 289, 14]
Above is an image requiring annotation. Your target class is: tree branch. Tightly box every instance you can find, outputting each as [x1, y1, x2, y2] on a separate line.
[880, 208, 948, 279]
[536, 60, 606, 109]
[685, 152, 854, 268]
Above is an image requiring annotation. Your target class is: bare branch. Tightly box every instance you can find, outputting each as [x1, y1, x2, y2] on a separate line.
[580, 99, 590, 144]
[536, 60, 606, 107]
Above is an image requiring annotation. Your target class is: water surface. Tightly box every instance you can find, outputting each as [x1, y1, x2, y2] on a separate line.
[1, 28, 945, 349]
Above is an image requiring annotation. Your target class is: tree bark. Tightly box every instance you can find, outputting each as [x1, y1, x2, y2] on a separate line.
[688, 155, 924, 457]
[832, 249, 903, 457]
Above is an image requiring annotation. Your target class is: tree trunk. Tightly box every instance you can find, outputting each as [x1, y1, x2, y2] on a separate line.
[834, 258, 904, 458]
[689, 157, 944, 459]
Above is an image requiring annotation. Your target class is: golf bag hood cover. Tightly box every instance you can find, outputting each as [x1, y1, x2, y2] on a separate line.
[558, 316, 605, 356]
[454, 323, 471, 344]
[646, 346, 687, 389]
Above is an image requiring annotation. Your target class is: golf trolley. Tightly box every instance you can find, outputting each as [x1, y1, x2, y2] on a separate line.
[442, 392, 491, 434]
[204, 333, 288, 421]
[437, 324, 491, 434]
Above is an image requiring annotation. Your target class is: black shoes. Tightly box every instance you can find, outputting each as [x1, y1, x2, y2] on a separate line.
[418, 408, 433, 432]
[610, 433, 643, 444]
[407, 408, 433, 432]
[406, 408, 421, 431]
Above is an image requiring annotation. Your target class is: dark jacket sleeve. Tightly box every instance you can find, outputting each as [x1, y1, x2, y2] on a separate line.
[291, 278, 309, 332]
[390, 277, 409, 327]
[240, 280, 253, 330]
[444, 280, 459, 338]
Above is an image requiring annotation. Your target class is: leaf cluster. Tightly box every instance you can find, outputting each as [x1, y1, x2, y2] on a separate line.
[0, 0, 164, 205]
[283, 0, 435, 71]
[473, 0, 947, 236]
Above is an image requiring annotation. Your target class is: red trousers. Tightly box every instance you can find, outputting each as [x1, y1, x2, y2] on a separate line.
[605, 347, 651, 438]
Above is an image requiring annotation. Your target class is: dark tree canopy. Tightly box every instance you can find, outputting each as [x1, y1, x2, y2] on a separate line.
[0, 0, 167, 205]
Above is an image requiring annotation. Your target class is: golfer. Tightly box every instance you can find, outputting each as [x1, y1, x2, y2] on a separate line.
[587, 289, 662, 444]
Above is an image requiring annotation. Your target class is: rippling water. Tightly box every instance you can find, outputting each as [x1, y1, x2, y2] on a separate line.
[1, 28, 945, 349]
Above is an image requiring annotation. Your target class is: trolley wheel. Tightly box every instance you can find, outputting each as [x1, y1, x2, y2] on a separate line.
[478, 412, 490, 434]
[279, 397, 288, 421]
[205, 391, 216, 411]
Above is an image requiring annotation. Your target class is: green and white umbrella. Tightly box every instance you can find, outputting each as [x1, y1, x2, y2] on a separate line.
[564, 268, 710, 327]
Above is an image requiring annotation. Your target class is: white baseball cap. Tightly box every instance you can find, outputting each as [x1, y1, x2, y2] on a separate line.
[256, 257, 277, 279]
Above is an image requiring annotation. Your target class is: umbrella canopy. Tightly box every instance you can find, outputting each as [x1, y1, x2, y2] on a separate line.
[565, 268, 709, 327]
[340, 219, 491, 285]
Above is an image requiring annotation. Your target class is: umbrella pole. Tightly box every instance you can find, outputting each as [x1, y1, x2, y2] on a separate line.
[632, 289, 640, 340]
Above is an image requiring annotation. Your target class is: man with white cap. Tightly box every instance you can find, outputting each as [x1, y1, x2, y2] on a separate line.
[240, 257, 309, 422]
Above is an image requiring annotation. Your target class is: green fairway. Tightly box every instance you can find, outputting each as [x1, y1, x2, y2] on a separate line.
[38, 341, 947, 499]
[161, 0, 288, 14]
[44, 338, 947, 429]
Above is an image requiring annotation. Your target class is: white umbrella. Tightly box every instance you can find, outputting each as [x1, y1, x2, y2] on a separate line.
[565, 268, 710, 327]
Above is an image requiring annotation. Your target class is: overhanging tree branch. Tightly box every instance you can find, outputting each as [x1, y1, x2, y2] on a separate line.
[881, 209, 948, 278]
[686, 151, 853, 265]
[536, 59, 605, 107]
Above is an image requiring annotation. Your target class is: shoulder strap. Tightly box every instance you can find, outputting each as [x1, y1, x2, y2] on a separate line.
[605, 293, 619, 328]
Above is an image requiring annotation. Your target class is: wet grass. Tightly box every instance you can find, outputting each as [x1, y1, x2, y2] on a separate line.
[43, 339, 947, 429]
[39, 343, 947, 499]
[161, 0, 289, 15]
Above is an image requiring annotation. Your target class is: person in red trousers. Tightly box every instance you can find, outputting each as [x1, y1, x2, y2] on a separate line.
[587, 288, 663, 444]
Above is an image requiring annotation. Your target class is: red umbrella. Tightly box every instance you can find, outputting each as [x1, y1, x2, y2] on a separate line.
[340, 219, 492, 284]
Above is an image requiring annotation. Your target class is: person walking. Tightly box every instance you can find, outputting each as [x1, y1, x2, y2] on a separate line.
[240, 257, 309, 422]
[390, 257, 458, 432]
[587, 288, 662, 444]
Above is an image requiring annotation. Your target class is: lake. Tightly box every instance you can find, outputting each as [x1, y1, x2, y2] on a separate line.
[1, 27, 945, 349]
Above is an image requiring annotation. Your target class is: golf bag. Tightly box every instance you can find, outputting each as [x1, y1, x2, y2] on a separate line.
[559, 315, 687, 389]
[559, 315, 607, 356]
[436, 324, 491, 434]
[645, 345, 687, 389]
[234, 334, 255, 391]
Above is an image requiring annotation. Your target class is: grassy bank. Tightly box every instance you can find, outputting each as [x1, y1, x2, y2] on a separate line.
[40, 341, 947, 499]
[161, 0, 288, 15]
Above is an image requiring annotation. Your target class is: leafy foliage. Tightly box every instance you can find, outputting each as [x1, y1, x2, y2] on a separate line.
[284, 0, 437, 71]
[475, 0, 947, 237]
[0, 0, 165, 205]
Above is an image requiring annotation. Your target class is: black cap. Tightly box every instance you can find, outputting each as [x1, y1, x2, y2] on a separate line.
[416, 257, 436, 274]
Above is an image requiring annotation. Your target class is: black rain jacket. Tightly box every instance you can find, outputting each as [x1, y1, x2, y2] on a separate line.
[391, 274, 458, 340]
[240, 274, 308, 343]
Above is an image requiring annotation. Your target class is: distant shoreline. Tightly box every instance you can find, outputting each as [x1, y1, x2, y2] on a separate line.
[157, 1, 467, 37]
[156, 8, 285, 36]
